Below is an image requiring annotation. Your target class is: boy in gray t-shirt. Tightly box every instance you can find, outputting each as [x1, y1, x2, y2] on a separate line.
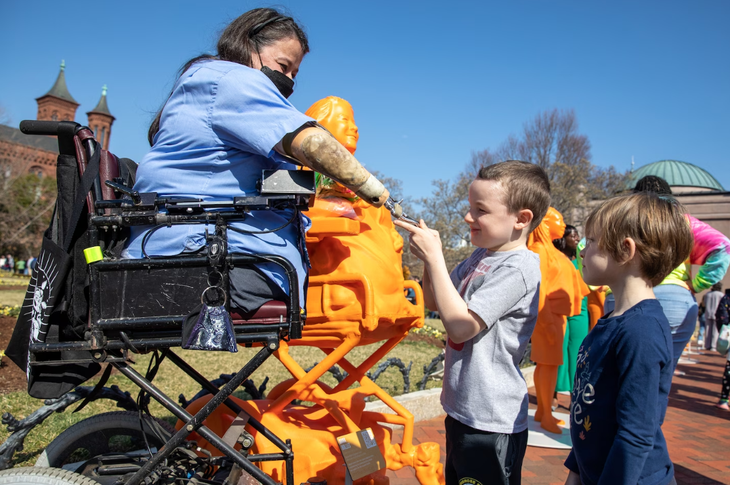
[396, 161, 550, 485]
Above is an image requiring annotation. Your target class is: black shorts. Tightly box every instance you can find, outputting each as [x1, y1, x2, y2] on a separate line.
[445, 415, 528, 485]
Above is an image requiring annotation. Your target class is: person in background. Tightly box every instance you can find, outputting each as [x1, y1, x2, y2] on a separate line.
[564, 192, 692, 485]
[702, 283, 724, 351]
[628, 175, 730, 370]
[697, 301, 707, 348]
[714, 288, 730, 410]
[15, 258, 25, 276]
[553, 225, 579, 261]
[554, 226, 590, 402]
[4, 254, 14, 272]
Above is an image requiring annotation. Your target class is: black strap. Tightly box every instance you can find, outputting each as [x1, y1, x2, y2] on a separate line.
[72, 363, 112, 413]
[63, 138, 101, 252]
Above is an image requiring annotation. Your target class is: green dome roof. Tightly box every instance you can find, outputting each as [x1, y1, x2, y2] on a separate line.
[628, 160, 724, 191]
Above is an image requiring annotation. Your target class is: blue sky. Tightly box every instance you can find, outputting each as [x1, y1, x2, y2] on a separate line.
[1, 1, 728, 200]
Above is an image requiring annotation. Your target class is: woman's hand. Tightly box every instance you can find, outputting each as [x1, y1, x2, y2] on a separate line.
[394, 219, 444, 266]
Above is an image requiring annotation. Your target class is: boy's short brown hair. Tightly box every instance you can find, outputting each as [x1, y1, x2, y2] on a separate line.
[585, 192, 693, 286]
[478, 160, 551, 232]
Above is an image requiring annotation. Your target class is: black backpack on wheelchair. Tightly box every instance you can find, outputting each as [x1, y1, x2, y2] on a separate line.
[6, 120, 310, 398]
[6, 120, 314, 485]
[6, 121, 136, 399]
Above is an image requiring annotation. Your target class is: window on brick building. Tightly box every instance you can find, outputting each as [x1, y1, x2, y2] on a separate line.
[101, 127, 106, 148]
[51, 111, 58, 121]
[29, 166, 44, 178]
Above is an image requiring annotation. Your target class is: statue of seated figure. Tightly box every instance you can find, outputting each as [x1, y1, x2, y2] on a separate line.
[302, 97, 421, 346]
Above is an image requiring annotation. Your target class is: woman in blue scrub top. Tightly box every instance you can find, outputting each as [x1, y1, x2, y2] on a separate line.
[126, 8, 397, 313]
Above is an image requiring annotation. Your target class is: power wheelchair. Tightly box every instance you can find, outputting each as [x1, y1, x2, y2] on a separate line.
[10, 120, 312, 485]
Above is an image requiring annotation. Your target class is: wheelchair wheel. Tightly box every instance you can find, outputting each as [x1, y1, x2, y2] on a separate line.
[0, 467, 99, 484]
[35, 411, 175, 470]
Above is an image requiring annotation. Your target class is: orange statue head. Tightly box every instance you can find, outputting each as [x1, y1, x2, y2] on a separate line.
[305, 96, 359, 154]
[543, 207, 566, 241]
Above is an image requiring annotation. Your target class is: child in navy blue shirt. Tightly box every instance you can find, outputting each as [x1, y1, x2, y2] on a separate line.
[564, 193, 693, 485]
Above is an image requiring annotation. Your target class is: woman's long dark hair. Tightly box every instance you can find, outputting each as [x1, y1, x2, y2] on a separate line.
[553, 224, 578, 259]
[147, 8, 309, 146]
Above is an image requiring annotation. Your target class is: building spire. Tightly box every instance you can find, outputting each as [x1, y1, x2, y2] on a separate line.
[41, 60, 78, 104]
[87, 84, 115, 151]
[88, 85, 113, 117]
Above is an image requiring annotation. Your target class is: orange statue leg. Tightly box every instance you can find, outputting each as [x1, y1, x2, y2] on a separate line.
[534, 363, 564, 434]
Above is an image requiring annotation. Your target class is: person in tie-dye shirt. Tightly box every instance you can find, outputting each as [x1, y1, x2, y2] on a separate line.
[630, 175, 730, 371]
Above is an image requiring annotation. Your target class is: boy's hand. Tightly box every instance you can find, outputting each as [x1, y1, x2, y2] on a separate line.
[394, 219, 444, 265]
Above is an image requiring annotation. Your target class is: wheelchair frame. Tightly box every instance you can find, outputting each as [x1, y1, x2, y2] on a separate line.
[21, 120, 312, 485]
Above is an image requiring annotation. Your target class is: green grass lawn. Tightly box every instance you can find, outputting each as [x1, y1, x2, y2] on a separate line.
[0, 338, 443, 467]
[424, 318, 444, 333]
[0, 290, 24, 307]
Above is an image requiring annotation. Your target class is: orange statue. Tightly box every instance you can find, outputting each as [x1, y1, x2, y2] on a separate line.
[586, 289, 606, 331]
[177, 97, 442, 485]
[528, 207, 589, 434]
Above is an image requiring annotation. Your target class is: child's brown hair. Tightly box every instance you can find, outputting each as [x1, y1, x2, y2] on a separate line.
[478, 160, 551, 231]
[585, 192, 693, 286]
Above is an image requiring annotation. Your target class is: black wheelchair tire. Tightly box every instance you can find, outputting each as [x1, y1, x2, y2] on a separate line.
[0, 467, 99, 484]
[35, 411, 175, 469]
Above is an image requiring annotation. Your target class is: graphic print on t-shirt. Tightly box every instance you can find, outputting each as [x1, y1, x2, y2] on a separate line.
[448, 258, 492, 351]
[570, 343, 595, 439]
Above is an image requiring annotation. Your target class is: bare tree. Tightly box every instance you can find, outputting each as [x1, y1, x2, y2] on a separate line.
[413, 109, 629, 269]
[478, 109, 627, 225]
[0, 172, 57, 258]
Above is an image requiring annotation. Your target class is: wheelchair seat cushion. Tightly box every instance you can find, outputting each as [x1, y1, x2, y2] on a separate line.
[231, 300, 288, 325]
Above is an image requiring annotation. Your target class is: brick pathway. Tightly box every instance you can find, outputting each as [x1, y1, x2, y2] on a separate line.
[386, 349, 730, 485]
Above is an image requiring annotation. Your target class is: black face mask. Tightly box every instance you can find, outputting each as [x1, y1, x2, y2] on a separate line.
[261, 66, 294, 99]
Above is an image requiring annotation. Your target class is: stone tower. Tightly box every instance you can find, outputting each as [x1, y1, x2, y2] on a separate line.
[36, 60, 79, 122]
[86, 85, 115, 151]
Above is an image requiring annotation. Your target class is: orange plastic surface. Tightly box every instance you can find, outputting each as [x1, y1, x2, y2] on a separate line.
[587, 288, 606, 330]
[528, 207, 589, 364]
[306, 96, 359, 155]
[528, 207, 590, 434]
[173, 97, 442, 485]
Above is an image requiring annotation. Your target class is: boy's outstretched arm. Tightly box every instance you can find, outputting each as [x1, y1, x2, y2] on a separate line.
[395, 219, 486, 343]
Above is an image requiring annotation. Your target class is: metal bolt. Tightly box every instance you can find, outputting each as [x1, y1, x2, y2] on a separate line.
[186, 424, 194, 432]
[269, 343, 277, 350]
[93, 352, 102, 359]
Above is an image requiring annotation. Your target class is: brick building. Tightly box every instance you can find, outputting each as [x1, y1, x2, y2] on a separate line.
[0, 61, 115, 178]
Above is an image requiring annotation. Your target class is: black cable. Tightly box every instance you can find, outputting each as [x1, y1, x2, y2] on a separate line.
[120, 331, 141, 354]
[140, 209, 300, 257]
[137, 350, 164, 458]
